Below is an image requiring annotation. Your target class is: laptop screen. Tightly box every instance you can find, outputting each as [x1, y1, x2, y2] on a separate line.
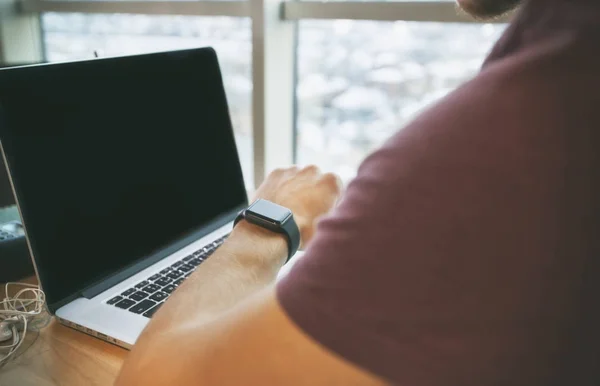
[0, 48, 247, 307]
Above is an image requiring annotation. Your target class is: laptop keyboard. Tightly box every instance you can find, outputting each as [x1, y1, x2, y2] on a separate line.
[106, 235, 228, 318]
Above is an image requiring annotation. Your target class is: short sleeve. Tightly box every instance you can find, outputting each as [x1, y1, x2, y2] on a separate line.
[276, 69, 584, 385]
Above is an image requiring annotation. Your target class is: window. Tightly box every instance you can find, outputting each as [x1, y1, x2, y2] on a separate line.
[296, 20, 505, 182]
[42, 13, 253, 185]
[0, 2, 511, 185]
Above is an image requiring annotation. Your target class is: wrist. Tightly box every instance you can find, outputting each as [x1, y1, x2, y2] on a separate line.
[227, 220, 288, 269]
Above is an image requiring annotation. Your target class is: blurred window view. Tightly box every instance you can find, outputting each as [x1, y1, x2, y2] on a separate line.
[296, 20, 505, 181]
[42, 13, 505, 184]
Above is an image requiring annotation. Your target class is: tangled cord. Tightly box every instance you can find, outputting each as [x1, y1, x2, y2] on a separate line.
[0, 282, 50, 368]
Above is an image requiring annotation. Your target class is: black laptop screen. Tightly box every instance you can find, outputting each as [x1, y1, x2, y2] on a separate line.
[0, 48, 247, 306]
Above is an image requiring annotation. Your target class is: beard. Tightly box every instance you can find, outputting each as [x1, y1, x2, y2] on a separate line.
[457, 0, 523, 18]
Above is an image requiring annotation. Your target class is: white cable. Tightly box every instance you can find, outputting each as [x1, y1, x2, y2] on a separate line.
[0, 282, 48, 368]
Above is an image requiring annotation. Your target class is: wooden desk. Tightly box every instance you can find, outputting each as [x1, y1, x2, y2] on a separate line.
[0, 254, 300, 385]
[0, 278, 127, 386]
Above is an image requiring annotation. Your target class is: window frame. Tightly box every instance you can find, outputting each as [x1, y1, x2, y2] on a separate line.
[5, 0, 509, 187]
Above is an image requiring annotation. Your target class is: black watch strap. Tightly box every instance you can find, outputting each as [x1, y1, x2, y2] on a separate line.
[234, 202, 300, 264]
[280, 215, 301, 263]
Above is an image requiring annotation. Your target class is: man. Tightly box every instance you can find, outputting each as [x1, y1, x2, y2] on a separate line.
[116, 0, 600, 384]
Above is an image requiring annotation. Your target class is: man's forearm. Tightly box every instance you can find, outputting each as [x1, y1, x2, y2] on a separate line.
[117, 221, 287, 378]
[142, 221, 286, 334]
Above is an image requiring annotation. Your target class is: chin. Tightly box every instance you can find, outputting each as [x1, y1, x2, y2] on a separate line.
[456, 0, 521, 19]
[456, 0, 485, 18]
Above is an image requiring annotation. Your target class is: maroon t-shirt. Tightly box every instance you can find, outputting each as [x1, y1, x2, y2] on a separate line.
[277, 0, 600, 384]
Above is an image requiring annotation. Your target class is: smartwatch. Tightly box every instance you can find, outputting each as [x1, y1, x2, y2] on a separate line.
[234, 199, 301, 263]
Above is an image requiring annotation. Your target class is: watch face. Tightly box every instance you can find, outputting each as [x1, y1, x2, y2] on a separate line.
[247, 199, 291, 225]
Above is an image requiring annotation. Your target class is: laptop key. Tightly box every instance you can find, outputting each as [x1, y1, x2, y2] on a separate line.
[183, 255, 194, 262]
[135, 281, 149, 289]
[196, 251, 207, 260]
[129, 291, 149, 301]
[107, 295, 123, 305]
[166, 271, 183, 280]
[115, 298, 136, 310]
[189, 258, 202, 266]
[148, 274, 162, 281]
[149, 291, 168, 302]
[142, 283, 161, 294]
[143, 302, 164, 318]
[173, 278, 185, 287]
[154, 277, 172, 287]
[129, 299, 157, 315]
[177, 264, 194, 273]
[172, 261, 184, 268]
[121, 288, 136, 297]
[162, 284, 176, 294]
[159, 268, 172, 275]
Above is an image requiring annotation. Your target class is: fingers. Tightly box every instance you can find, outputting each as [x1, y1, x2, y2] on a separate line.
[270, 167, 293, 178]
[298, 164, 320, 176]
[270, 165, 341, 193]
[320, 172, 343, 193]
[286, 165, 300, 174]
[270, 166, 301, 179]
[270, 165, 323, 177]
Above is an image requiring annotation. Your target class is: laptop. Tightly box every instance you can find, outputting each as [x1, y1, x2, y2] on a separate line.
[0, 47, 250, 349]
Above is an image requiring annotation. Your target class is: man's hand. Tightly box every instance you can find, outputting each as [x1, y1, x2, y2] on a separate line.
[250, 165, 342, 248]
